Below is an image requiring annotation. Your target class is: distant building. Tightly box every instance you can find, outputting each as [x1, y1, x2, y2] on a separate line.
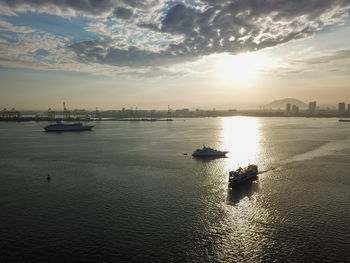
[338, 102, 346, 113]
[175, 108, 190, 115]
[308, 101, 317, 114]
[286, 103, 291, 114]
[348, 104, 350, 112]
[291, 105, 299, 114]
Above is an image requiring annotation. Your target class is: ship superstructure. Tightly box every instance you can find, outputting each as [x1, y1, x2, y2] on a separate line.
[229, 165, 258, 187]
[192, 145, 228, 157]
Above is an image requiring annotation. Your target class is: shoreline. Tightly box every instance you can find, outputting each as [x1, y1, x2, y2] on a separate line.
[0, 115, 349, 122]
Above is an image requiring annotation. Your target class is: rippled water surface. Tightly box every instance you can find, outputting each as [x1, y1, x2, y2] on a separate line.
[0, 117, 349, 262]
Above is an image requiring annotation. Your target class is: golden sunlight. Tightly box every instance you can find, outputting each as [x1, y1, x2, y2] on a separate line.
[220, 117, 261, 171]
[216, 52, 268, 85]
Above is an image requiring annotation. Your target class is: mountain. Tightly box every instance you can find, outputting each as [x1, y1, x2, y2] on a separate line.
[264, 98, 308, 109]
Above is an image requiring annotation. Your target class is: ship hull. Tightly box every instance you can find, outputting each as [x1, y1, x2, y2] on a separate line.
[192, 152, 228, 157]
[44, 126, 94, 132]
[229, 174, 258, 187]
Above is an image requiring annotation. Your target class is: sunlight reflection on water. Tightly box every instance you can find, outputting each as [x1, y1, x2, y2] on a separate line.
[220, 117, 261, 172]
[216, 117, 271, 258]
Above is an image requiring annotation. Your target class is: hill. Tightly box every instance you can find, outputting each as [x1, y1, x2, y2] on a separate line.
[264, 98, 307, 109]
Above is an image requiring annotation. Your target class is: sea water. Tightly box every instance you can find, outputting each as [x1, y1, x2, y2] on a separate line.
[0, 117, 349, 262]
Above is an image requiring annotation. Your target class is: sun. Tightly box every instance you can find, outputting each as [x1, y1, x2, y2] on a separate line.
[215, 52, 268, 85]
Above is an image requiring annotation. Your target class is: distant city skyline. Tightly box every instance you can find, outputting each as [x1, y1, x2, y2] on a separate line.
[0, 1, 350, 110]
[3, 97, 350, 112]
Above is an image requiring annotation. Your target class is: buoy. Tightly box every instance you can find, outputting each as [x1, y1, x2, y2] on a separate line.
[47, 174, 51, 181]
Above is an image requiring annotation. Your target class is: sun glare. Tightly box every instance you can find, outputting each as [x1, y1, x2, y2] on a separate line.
[220, 117, 261, 172]
[216, 52, 268, 85]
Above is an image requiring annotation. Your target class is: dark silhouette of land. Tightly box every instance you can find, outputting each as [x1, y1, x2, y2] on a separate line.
[1, 108, 350, 122]
[2, 98, 350, 122]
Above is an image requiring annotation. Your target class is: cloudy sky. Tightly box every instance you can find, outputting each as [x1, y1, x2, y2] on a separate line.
[0, 0, 350, 110]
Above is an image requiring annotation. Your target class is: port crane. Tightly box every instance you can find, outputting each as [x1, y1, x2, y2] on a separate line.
[1, 108, 20, 119]
[167, 105, 172, 121]
[47, 108, 55, 120]
[63, 102, 70, 120]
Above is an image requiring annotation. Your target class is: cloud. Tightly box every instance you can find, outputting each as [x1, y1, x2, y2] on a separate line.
[261, 48, 350, 75]
[0, 29, 183, 79]
[0, 0, 350, 76]
[0, 20, 34, 33]
[0, 3, 18, 16]
[113, 7, 134, 20]
[0, 0, 161, 17]
[301, 48, 350, 65]
[0, 32, 67, 61]
[68, 39, 195, 67]
[67, 1, 350, 68]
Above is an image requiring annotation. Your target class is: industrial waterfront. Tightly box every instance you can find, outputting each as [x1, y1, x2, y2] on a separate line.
[2, 100, 350, 122]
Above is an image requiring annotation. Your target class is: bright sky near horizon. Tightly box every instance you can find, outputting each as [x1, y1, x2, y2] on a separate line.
[0, 0, 350, 110]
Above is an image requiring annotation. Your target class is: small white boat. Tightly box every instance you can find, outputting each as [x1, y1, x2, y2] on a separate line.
[192, 145, 228, 157]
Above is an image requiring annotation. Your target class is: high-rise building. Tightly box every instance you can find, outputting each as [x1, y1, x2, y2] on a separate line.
[309, 101, 317, 114]
[292, 105, 299, 114]
[338, 102, 346, 113]
[286, 103, 291, 114]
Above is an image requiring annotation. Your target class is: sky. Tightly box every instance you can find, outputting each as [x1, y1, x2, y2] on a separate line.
[0, 0, 350, 110]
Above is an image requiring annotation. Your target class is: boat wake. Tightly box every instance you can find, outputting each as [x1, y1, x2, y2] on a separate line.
[280, 136, 350, 165]
[258, 168, 276, 174]
[257, 137, 350, 173]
